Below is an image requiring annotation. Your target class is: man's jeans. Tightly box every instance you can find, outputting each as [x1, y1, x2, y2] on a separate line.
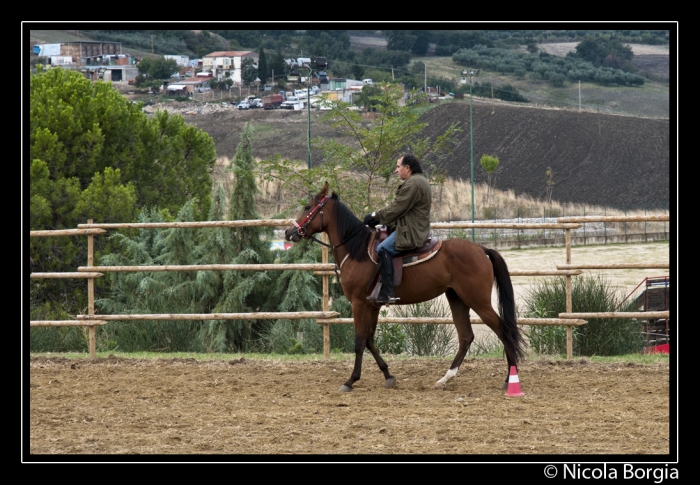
[376, 230, 400, 257]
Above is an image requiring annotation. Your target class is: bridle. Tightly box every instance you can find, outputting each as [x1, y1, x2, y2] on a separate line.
[291, 195, 368, 250]
[292, 195, 331, 239]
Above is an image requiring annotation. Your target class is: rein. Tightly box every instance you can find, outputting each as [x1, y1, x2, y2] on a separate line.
[293, 195, 369, 276]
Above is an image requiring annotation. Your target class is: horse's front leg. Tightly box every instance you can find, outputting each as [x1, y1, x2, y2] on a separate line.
[365, 312, 396, 389]
[339, 300, 379, 392]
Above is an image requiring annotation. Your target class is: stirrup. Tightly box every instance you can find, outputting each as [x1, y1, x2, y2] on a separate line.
[378, 296, 400, 305]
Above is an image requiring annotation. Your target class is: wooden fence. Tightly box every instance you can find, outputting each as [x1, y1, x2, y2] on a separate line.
[30, 215, 669, 359]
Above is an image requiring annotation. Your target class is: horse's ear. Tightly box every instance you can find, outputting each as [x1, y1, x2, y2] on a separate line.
[319, 181, 329, 197]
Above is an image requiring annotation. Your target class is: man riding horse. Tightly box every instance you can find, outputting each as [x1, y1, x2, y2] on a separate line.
[363, 154, 431, 306]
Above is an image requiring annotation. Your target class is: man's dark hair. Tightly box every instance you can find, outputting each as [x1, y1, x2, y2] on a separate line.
[401, 154, 423, 174]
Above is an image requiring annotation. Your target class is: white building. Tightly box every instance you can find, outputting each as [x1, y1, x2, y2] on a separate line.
[202, 51, 258, 85]
[164, 55, 190, 67]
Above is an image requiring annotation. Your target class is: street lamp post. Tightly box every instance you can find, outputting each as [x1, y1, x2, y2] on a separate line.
[304, 57, 327, 172]
[468, 70, 475, 242]
[307, 69, 312, 171]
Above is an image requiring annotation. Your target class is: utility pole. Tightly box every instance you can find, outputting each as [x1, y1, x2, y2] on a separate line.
[151, 35, 154, 54]
[491, 85, 494, 114]
[468, 70, 476, 242]
[579, 80, 581, 113]
[307, 66, 312, 171]
[391, 66, 394, 80]
[424, 63, 427, 93]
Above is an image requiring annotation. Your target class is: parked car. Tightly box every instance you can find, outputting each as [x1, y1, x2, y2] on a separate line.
[250, 98, 262, 108]
[237, 100, 250, 110]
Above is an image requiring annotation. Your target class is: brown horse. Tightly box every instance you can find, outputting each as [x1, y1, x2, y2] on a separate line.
[285, 183, 525, 392]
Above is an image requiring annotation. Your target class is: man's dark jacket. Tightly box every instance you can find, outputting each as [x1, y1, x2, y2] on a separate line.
[375, 173, 432, 251]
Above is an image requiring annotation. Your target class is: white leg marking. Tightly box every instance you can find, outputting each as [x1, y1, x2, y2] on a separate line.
[437, 366, 459, 386]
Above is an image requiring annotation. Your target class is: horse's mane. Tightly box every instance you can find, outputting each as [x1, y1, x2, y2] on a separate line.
[331, 192, 371, 262]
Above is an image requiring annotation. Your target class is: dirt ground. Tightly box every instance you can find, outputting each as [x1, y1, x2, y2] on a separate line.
[28, 355, 671, 457]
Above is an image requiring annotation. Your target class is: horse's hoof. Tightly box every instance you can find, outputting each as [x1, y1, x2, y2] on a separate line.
[435, 381, 446, 390]
[385, 376, 396, 389]
[500, 382, 508, 391]
[339, 385, 353, 392]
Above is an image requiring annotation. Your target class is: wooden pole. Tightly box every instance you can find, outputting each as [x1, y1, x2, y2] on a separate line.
[77, 311, 340, 321]
[558, 263, 669, 270]
[565, 228, 573, 360]
[87, 219, 96, 358]
[317, 317, 587, 326]
[79, 263, 336, 272]
[322, 233, 330, 359]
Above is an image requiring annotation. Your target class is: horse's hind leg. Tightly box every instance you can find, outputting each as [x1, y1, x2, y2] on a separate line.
[435, 289, 475, 390]
[471, 302, 516, 390]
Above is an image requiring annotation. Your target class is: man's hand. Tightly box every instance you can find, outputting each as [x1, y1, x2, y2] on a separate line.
[363, 213, 380, 227]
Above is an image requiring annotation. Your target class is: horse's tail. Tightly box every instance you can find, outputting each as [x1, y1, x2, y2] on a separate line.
[484, 247, 525, 364]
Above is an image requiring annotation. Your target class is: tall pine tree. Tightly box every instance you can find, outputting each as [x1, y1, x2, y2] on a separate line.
[209, 123, 275, 351]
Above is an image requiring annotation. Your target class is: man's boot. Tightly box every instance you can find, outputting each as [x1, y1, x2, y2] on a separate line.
[377, 249, 399, 304]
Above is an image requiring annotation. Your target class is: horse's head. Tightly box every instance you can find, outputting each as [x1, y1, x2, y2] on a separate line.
[285, 182, 332, 242]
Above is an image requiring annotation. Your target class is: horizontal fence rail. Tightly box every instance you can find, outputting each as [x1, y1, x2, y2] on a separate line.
[31, 320, 108, 327]
[76, 312, 340, 321]
[31, 272, 104, 279]
[30, 215, 670, 359]
[317, 317, 588, 326]
[77, 220, 295, 229]
[557, 216, 669, 223]
[78, 264, 335, 272]
[430, 222, 582, 229]
[559, 311, 669, 320]
[30, 228, 107, 237]
[558, 263, 669, 270]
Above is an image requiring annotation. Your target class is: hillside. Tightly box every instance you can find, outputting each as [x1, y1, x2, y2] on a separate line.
[170, 98, 669, 210]
[29, 29, 672, 210]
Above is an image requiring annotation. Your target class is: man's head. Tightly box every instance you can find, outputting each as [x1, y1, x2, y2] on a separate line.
[395, 154, 423, 180]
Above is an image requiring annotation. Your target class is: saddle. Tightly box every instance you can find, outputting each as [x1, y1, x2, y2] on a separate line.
[366, 227, 442, 291]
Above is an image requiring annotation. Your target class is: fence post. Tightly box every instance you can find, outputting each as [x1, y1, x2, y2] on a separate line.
[517, 206, 521, 249]
[493, 206, 497, 243]
[87, 218, 96, 358]
[565, 227, 573, 360]
[644, 205, 647, 242]
[604, 206, 607, 244]
[322, 232, 330, 359]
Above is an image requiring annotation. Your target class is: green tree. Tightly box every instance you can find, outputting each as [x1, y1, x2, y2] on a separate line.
[479, 154, 499, 204]
[545, 166, 555, 206]
[207, 123, 276, 351]
[386, 30, 417, 52]
[261, 82, 462, 217]
[137, 56, 179, 80]
[411, 30, 431, 56]
[352, 60, 365, 81]
[574, 35, 634, 70]
[269, 47, 287, 84]
[29, 66, 216, 322]
[257, 47, 269, 84]
[241, 57, 258, 85]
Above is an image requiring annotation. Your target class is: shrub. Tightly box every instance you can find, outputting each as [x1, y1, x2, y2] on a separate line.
[523, 274, 645, 356]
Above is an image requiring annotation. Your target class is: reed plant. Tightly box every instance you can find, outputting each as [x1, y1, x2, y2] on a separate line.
[522, 273, 646, 356]
[238, 159, 669, 234]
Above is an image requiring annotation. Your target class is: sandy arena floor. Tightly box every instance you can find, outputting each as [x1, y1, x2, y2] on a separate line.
[28, 356, 671, 457]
